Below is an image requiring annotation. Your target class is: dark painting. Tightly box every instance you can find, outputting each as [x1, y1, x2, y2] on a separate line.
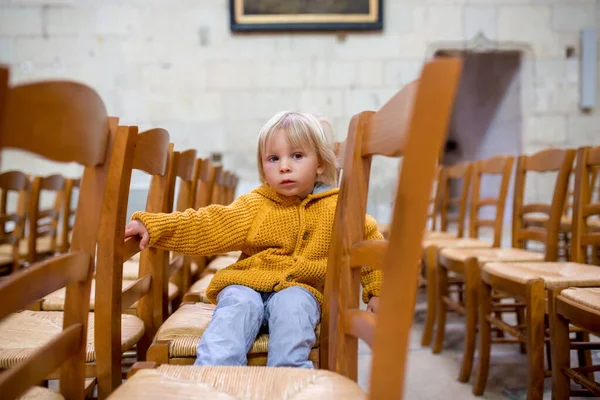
[230, 0, 382, 32]
[243, 0, 370, 15]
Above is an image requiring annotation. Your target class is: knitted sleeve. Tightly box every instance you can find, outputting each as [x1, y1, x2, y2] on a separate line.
[130, 193, 264, 256]
[361, 214, 384, 303]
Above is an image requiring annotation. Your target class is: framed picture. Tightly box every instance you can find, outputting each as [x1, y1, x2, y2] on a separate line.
[229, 0, 383, 32]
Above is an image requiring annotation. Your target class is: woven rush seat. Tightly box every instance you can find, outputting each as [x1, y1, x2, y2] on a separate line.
[123, 257, 201, 281]
[560, 287, 600, 312]
[439, 247, 544, 264]
[186, 274, 214, 303]
[108, 365, 365, 399]
[482, 262, 600, 289]
[40, 279, 179, 311]
[16, 386, 65, 400]
[0, 236, 55, 258]
[205, 256, 238, 273]
[0, 251, 14, 265]
[423, 230, 457, 240]
[422, 237, 492, 249]
[0, 311, 144, 369]
[155, 303, 319, 358]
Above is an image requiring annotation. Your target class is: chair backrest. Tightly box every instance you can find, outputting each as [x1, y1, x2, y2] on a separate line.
[467, 155, 515, 247]
[0, 67, 117, 399]
[427, 167, 443, 231]
[320, 57, 463, 399]
[571, 146, 600, 264]
[210, 165, 225, 205]
[169, 149, 197, 294]
[94, 127, 174, 398]
[59, 177, 81, 253]
[511, 148, 575, 261]
[0, 170, 29, 272]
[26, 173, 65, 262]
[439, 161, 472, 237]
[192, 158, 215, 210]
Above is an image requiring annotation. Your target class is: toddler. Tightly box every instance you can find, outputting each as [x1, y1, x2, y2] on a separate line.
[124, 111, 383, 368]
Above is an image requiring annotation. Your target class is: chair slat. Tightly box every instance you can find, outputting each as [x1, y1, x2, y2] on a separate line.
[123, 236, 142, 263]
[350, 239, 387, 270]
[0, 252, 90, 320]
[132, 129, 170, 176]
[121, 276, 152, 312]
[363, 81, 418, 157]
[1, 82, 109, 166]
[0, 171, 28, 191]
[344, 309, 376, 347]
[525, 148, 572, 172]
[176, 150, 197, 181]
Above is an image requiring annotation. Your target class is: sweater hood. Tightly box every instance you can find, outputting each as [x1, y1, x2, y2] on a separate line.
[253, 182, 338, 205]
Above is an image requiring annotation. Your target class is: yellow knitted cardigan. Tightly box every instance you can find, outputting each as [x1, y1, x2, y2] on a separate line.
[131, 183, 383, 306]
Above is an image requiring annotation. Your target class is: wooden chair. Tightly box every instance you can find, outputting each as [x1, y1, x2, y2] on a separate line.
[94, 127, 175, 398]
[0, 171, 29, 273]
[0, 67, 117, 399]
[106, 55, 463, 400]
[430, 155, 514, 380]
[3, 128, 175, 399]
[420, 157, 512, 348]
[123, 149, 197, 302]
[472, 148, 600, 399]
[548, 145, 600, 399]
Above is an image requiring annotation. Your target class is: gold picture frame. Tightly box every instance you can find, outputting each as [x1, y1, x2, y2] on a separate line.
[230, 0, 383, 32]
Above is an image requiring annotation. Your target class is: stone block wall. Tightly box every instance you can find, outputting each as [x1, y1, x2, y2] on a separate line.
[0, 0, 598, 222]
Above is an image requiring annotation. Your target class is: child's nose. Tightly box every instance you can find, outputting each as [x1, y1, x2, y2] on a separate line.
[279, 160, 291, 173]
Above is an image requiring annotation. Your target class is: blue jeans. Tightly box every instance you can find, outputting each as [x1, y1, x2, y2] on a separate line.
[194, 284, 320, 368]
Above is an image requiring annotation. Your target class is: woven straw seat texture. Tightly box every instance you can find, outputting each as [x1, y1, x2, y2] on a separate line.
[422, 237, 492, 249]
[123, 259, 200, 280]
[439, 247, 544, 264]
[155, 303, 319, 359]
[109, 365, 365, 399]
[40, 279, 179, 311]
[0, 311, 143, 369]
[560, 287, 600, 312]
[187, 274, 214, 303]
[482, 262, 600, 289]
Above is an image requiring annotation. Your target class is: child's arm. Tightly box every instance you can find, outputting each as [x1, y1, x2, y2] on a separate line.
[126, 194, 263, 255]
[360, 214, 384, 309]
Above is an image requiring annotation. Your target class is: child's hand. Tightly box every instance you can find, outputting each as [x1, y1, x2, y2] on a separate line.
[367, 296, 380, 313]
[125, 220, 150, 251]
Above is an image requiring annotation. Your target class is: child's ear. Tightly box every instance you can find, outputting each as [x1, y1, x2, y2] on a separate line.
[316, 164, 325, 176]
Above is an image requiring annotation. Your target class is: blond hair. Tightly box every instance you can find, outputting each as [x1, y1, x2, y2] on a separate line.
[257, 111, 338, 187]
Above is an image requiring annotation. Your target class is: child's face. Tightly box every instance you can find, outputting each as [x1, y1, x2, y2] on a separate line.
[262, 129, 324, 199]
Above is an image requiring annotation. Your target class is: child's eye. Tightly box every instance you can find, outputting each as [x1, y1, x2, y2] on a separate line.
[292, 153, 303, 160]
[267, 156, 278, 162]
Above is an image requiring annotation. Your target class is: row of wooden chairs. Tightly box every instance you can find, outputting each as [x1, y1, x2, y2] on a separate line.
[0, 57, 463, 400]
[421, 146, 600, 399]
[0, 70, 239, 399]
[0, 172, 80, 272]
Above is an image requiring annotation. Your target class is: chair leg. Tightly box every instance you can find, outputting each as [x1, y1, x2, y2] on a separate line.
[549, 289, 571, 400]
[516, 306, 527, 354]
[421, 247, 437, 347]
[432, 257, 449, 354]
[526, 279, 546, 400]
[576, 331, 594, 382]
[458, 258, 478, 383]
[473, 279, 492, 396]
